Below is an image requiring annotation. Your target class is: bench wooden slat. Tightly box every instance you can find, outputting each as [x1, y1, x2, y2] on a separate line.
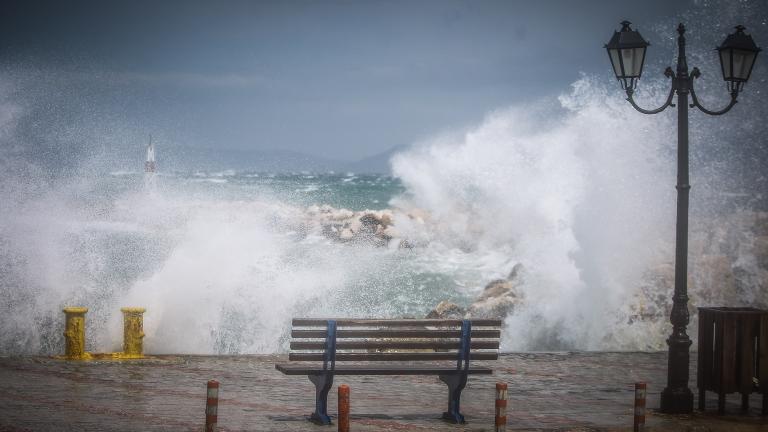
[275, 363, 494, 376]
[289, 351, 499, 362]
[292, 318, 502, 327]
[290, 340, 500, 350]
[291, 329, 501, 339]
[279, 317, 501, 425]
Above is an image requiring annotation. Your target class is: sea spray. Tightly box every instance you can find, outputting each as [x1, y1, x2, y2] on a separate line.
[1, 75, 766, 354]
[392, 76, 678, 350]
[2, 72, 766, 354]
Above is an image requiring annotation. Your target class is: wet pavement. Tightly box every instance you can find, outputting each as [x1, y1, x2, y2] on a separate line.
[1, 352, 767, 431]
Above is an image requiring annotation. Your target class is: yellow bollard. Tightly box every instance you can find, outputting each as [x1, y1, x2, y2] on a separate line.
[63, 307, 91, 360]
[120, 307, 146, 358]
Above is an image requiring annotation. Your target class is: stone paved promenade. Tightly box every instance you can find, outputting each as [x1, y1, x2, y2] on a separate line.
[1, 352, 767, 431]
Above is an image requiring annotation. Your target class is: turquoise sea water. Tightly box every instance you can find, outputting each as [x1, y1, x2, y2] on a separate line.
[166, 171, 404, 211]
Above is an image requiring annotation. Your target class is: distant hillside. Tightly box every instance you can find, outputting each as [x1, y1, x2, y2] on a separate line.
[105, 143, 407, 174]
[342, 145, 406, 174]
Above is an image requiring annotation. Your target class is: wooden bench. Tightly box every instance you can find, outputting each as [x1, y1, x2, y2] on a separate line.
[275, 318, 502, 425]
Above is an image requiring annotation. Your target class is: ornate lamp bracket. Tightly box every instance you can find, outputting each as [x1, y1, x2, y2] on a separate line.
[625, 67, 676, 114]
[688, 67, 739, 116]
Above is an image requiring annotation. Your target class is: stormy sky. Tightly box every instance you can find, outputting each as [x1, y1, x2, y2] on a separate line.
[0, 0, 765, 165]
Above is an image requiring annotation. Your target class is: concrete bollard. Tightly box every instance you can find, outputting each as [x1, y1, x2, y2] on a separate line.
[63, 307, 90, 360]
[338, 384, 350, 432]
[634, 382, 646, 432]
[495, 382, 508, 432]
[120, 307, 146, 358]
[205, 380, 219, 432]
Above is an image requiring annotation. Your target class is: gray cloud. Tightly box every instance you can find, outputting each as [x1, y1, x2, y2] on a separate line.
[0, 0, 764, 165]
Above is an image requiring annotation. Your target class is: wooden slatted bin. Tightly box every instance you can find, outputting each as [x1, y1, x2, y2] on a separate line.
[697, 307, 768, 414]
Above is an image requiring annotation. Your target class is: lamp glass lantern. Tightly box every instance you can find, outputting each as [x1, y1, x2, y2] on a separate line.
[605, 21, 650, 89]
[718, 25, 761, 92]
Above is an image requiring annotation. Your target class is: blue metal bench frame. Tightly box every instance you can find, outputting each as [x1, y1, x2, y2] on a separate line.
[305, 319, 474, 425]
[441, 319, 472, 423]
[308, 320, 337, 424]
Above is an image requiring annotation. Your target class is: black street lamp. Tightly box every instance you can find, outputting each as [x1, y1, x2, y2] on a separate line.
[605, 22, 761, 414]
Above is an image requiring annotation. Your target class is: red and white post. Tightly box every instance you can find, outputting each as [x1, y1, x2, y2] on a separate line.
[338, 384, 350, 432]
[634, 382, 646, 432]
[206, 380, 220, 432]
[495, 382, 508, 432]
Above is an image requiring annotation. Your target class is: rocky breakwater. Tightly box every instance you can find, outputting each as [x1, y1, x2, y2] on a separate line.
[423, 211, 768, 333]
[621, 210, 768, 348]
[689, 210, 768, 308]
[305, 204, 424, 249]
[304, 203, 768, 347]
[301, 205, 528, 322]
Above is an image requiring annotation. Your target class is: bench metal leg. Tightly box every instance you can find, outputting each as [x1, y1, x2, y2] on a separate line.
[440, 374, 467, 424]
[308, 373, 334, 425]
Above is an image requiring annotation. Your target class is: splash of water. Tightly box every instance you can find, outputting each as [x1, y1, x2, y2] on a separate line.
[391, 76, 679, 350]
[1, 0, 766, 354]
[1, 74, 765, 355]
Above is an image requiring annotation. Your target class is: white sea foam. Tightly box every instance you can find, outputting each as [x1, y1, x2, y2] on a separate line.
[109, 170, 138, 176]
[191, 178, 228, 184]
[296, 184, 320, 193]
[391, 76, 677, 350]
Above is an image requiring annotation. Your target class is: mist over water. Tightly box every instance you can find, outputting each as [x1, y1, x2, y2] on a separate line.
[1, 1, 767, 355]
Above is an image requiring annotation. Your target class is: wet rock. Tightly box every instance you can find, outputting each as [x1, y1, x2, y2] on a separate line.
[304, 205, 417, 248]
[397, 239, 414, 250]
[425, 264, 526, 321]
[695, 254, 738, 304]
[379, 213, 393, 228]
[348, 218, 362, 234]
[339, 228, 354, 241]
[426, 301, 465, 319]
[359, 213, 381, 228]
[406, 208, 429, 224]
[628, 263, 674, 325]
[467, 264, 525, 319]
[379, 226, 399, 241]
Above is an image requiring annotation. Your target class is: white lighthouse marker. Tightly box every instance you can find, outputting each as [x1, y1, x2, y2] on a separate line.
[145, 135, 156, 173]
[144, 135, 157, 190]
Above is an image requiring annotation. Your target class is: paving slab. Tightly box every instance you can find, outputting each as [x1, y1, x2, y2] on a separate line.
[0, 352, 766, 431]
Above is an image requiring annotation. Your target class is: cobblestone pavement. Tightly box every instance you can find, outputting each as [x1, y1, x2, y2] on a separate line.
[0, 352, 766, 431]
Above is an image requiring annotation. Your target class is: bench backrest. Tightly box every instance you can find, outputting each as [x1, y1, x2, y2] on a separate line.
[289, 318, 501, 371]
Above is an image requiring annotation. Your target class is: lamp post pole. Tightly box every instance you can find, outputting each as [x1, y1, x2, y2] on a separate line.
[607, 21, 760, 414]
[629, 23, 697, 414]
[663, 23, 694, 414]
